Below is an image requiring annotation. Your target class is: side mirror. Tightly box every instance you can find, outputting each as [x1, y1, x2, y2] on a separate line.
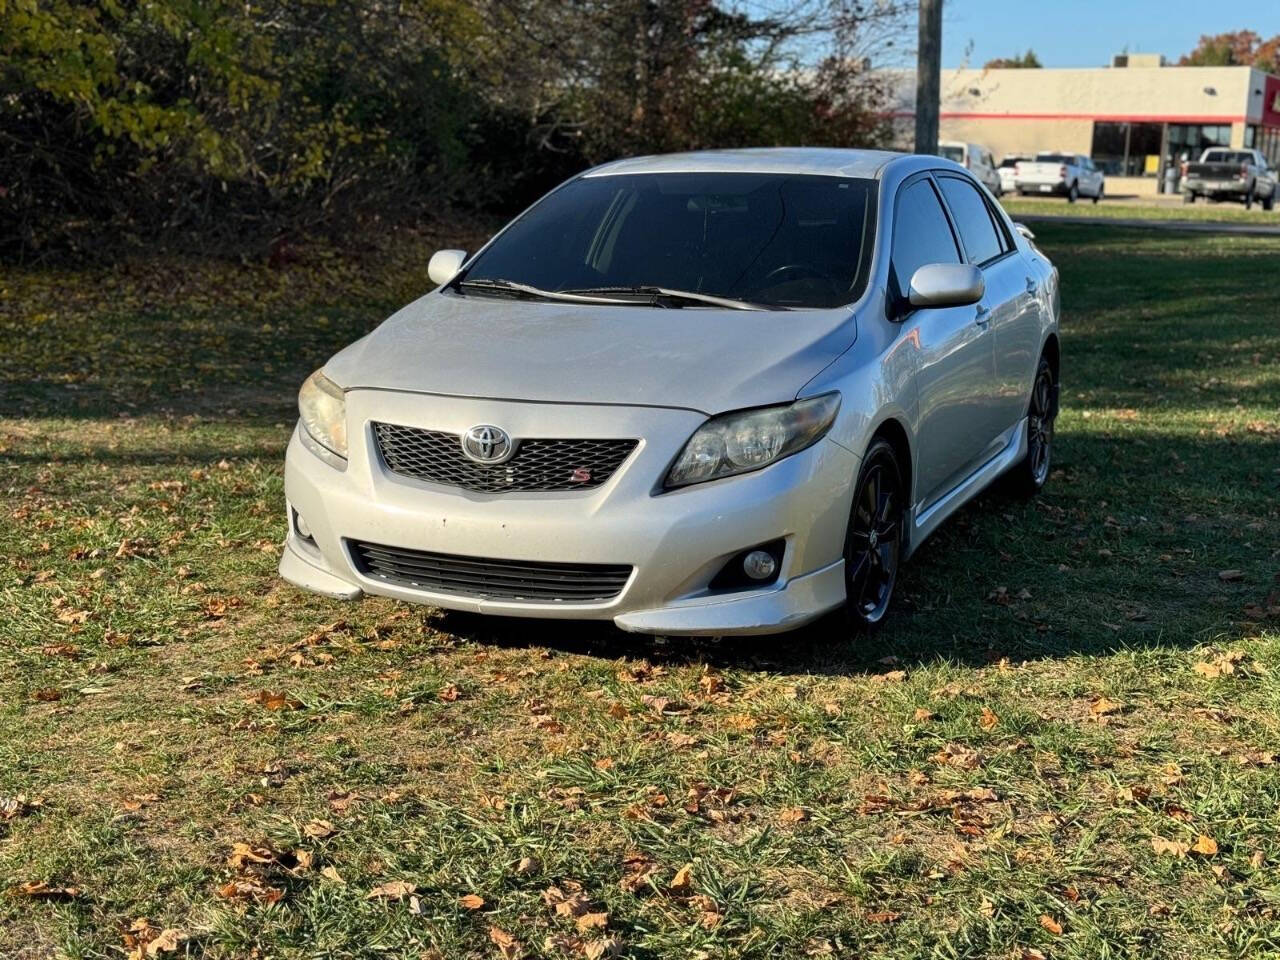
[428, 249, 468, 287]
[907, 263, 984, 309]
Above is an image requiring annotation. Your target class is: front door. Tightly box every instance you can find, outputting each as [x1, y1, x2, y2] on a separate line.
[891, 175, 1002, 509]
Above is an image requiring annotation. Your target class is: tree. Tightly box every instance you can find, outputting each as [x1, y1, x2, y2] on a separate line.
[983, 49, 1042, 69]
[1179, 31, 1280, 74]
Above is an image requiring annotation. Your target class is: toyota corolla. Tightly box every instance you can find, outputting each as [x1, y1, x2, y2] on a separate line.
[280, 148, 1060, 634]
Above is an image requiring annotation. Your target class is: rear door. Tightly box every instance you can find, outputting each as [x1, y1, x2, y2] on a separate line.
[892, 175, 1002, 509]
[935, 173, 1040, 441]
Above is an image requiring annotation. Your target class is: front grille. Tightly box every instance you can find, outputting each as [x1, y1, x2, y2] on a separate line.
[372, 422, 637, 493]
[349, 541, 632, 603]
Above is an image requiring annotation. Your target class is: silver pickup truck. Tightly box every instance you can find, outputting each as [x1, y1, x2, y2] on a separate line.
[1182, 148, 1277, 210]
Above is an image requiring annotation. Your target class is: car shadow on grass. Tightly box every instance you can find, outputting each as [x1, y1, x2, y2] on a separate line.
[417, 421, 1278, 677]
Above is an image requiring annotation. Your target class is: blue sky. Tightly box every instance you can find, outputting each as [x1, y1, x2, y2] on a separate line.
[943, 1, 1280, 68]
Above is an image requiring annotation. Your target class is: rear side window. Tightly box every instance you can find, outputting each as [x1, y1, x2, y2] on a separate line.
[937, 176, 1005, 265]
[891, 179, 960, 299]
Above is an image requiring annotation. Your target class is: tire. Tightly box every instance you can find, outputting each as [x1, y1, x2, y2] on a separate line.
[843, 439, 906, 630]
[1245, 190, 1253, 210]
[1184, 191, 1196, 204]
[1265, 192, 1275, 212]
[1006, 356, 1057, 498]
[1093, 185, 1103, 204]
[1067, 182, 1078, 203]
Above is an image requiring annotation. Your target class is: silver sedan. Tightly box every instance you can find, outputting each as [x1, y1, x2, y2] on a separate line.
[280, 148, 1060, 634]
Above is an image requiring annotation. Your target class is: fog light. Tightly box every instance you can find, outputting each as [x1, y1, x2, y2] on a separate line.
[294, 510, 314, 541]
[742, 550, 777, 581]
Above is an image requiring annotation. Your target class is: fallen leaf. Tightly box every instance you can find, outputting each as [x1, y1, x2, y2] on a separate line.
[1089, 697, 1124, 718]
[979, 706, 1000, 730]
[252, 690, 302, 711]
[584, 936, 623, 959]
[216, 878, 283, 903]
[489, 925, 523, 960]
[1039, 914, 1063, 936]
[366, 880, 418, 900]
[514, 856, 541, 876]
[668, 864, 695, 897]
[143, 928, 186, 957]
[9, 881, 80, 900]
[1191, 834, 1219, 856]
[460, 893, 486, 910]
[779, 806, 810, 825]
[866, 910, 901, 924]
[576, 911, 609, 933]
[913, 708, 936, 722]
[439, 684, 460, 702]
[303, 819, 334, 839]
[320, 865, 345, 884]
[1151, 837, 1190, 857]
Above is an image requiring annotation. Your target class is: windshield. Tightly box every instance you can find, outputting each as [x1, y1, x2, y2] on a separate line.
[1203, 150, 1251, 163]
[938, 145, 965, 163]
[1036, 154, 1072, 164]
[458, 172, 877, 309]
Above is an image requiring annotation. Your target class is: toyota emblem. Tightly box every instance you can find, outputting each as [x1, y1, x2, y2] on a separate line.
[460, 424, 516, 464]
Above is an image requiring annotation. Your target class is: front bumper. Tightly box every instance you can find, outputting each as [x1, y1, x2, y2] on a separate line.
[279, 390, 858, 636]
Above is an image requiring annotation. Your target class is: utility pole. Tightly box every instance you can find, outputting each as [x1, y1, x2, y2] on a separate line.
[914, 0, 942, 155]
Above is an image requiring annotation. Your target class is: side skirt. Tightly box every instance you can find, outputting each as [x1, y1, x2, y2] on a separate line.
[904, 418, 1029, 559]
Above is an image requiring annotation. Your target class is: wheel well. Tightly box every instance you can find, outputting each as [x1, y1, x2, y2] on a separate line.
[1042, 334, 1060, 383]
[871, 418, 913, 509]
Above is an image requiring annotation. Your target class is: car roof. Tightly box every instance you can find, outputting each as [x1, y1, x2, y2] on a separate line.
[582, 147, 909, 180]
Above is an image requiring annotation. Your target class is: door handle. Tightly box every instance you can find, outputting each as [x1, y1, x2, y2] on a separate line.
[975, 304, 990, 325]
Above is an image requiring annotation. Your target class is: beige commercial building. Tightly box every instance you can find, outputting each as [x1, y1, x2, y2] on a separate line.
[889, 55, 1280, 195]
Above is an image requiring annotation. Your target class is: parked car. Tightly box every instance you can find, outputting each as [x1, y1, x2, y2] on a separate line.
[1016, 152, 1105, 203]
[998, 155, 1030, 195]
[1181, 148, 1277, 210]
[939, 140, 1003, 195]
[281, 149, 1061, 635]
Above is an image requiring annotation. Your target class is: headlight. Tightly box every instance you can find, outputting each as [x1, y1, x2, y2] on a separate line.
[665, 393, 841, 489]
[298, 369, 347, 459]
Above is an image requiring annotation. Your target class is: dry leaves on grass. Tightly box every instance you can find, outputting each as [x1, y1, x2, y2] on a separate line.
[1193, 650, 1247, 678]
[459, 893, 486, 910]
[619, 852, 660, 894]
[489, 926, 524, 960]
[1151, 834, 1218, 858]
[1039, 914, 1064, 936]
[303, 819, 335, 839]
[366, 880, 418, 900]
[0, 794, 42, 820]
[932, 743, 982, 770]
[8, 880, 80, 900]
[1089, 697, 1125, 723]
[123, 919, 187, 960]
[979, 706, 1000, 730]
[251, 690, 303, 711]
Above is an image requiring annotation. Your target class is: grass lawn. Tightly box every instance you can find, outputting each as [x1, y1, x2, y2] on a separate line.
[1000, 196, 1280, 225]
[2, 222, 1279, 960]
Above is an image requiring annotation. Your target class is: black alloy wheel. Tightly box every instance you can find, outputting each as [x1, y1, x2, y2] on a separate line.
[1027, 362, 1055, 486]
[844, 440, 905, 628]
[1008, 356, 1057, 497]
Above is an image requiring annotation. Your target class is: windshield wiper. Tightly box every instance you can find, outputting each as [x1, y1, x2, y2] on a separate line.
[561, 285, 772, 311]
[455, 278, 636, 305]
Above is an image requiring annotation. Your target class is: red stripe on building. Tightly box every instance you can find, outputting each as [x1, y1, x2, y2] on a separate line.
[887, 111, 1244, 123]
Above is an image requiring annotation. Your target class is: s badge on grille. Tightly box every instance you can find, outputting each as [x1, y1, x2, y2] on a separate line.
[460, 424, 517, 464]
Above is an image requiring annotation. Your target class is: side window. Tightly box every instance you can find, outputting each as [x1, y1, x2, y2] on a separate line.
[891, 179, 961, 300]
[937, 176, 1005, 265]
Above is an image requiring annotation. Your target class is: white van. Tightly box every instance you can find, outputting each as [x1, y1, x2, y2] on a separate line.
[938, 141, 1002, 196]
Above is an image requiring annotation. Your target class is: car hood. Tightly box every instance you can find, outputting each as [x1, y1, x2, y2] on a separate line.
[324, 291, 856, 413]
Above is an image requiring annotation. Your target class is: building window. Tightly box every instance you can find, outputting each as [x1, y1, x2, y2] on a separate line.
[1247, 125, 1280, 166]
[1090, 121, 1163, 176]
[1167, 123, 1232, 162]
